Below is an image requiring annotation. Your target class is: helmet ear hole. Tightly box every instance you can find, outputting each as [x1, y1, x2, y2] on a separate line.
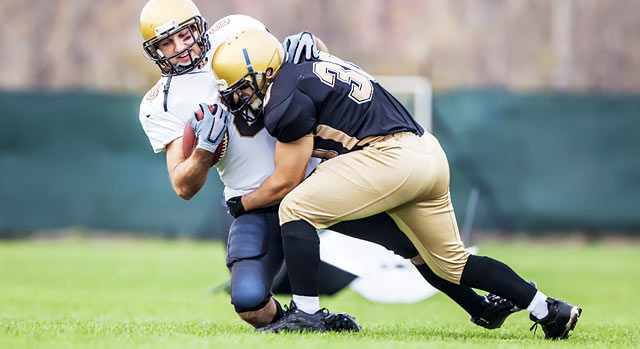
[266, 68, 274, 78]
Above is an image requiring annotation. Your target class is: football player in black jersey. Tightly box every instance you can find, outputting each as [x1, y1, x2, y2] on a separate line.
[210, 29, 581, 339]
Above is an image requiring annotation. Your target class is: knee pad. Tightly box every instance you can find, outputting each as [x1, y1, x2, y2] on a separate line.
[229, 261, 271, 313]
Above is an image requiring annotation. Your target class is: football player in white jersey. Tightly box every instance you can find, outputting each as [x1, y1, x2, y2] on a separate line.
[138, 0, 526, 332]
[139, 0, 359, 329]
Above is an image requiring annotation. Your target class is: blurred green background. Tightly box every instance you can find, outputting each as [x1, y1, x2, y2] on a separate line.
[0, 0, 639, 238]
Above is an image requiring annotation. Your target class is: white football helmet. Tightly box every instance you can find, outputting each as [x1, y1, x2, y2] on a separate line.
[208, 15, 268, 55]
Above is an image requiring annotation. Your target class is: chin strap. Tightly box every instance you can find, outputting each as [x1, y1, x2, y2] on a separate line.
[163, 74, 173, 112]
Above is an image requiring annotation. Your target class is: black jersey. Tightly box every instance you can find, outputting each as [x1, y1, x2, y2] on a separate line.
[263, 52, 424, 157]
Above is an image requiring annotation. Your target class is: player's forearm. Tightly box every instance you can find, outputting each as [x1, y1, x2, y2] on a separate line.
[169, 149, 212, 200]
[241, 174, 301, 211]
[240, 136, 312, 212]
[316, 37, 328, 53]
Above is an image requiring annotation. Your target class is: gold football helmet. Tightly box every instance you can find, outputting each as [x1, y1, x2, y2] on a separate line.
[139, 0, 209, 75]
[212, 29, 284, 121]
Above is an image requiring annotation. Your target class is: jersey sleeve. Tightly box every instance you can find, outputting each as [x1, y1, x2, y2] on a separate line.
[264, 87, 316, 143]
[139, 98, 186, 153]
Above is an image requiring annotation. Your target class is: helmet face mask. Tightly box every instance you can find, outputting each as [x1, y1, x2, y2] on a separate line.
[218, 70, 268, 123]
[142, 15, 209, 75]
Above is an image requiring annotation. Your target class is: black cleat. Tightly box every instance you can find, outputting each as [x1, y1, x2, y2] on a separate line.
[470, 293, 520, 329]
[529, 298, 582, 340]
[470, 280, 537, 329]
[325, 312, 361, 332]
[256, 301, 326, 333]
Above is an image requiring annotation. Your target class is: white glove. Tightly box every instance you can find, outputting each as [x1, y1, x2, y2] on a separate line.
[283, 31, 320, 64]
[190, 103, 230, 153]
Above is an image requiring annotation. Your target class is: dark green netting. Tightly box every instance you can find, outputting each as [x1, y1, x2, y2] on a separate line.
[1, 89, 638, 236]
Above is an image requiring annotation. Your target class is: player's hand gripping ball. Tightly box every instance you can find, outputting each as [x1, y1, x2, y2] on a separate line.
[183, 103, 229, 167]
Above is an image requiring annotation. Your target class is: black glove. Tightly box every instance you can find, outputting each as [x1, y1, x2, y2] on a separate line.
[226, 196, 246, 218]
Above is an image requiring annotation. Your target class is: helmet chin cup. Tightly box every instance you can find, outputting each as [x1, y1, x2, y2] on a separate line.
[249, 98, 262, 110]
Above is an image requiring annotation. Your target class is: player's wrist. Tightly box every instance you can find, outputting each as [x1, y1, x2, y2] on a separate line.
[191, 147, 216, 164]
[195, 141, 219, 154]
[226, 196, 246, 218]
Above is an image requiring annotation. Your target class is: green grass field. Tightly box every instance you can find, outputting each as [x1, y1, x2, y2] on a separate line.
[1, 238, 638, 348]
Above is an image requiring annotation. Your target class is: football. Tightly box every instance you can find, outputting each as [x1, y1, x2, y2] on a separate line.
[183, 105, 229, 167]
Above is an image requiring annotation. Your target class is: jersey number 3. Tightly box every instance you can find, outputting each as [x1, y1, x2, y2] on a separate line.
[313, 59, 373, 104]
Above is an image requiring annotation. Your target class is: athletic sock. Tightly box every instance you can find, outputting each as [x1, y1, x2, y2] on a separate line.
[281, 220, 321, 298]
[460, 254, 538, 309]
[414, 263, 484, 317]
[293, 295, 320, 314]
[527, 291, 549, 319]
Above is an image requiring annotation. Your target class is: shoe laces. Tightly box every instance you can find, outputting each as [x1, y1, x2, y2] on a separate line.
[280, 301, 301, 319]
[282, 303, 294, 315]
[485, 293, 506, 304]
[284, 302, 330, 317]
[530, 321, 539, 336]
[486, 293, 522, 312]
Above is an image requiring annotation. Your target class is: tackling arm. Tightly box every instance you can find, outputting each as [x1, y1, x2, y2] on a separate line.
[240, 134, 314, 211]
[166, 137, 215, 200]
[316, 37, 328, 53]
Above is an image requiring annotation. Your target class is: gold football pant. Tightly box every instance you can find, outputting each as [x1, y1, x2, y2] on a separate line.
[279, 132, 470, 284]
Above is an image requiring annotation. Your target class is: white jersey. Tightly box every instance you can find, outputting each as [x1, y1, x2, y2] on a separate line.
[139, 15, 319, 201]
[139, 48, 219, 154]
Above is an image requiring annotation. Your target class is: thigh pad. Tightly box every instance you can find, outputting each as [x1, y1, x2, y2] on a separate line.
[226, 213, 274, 266]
